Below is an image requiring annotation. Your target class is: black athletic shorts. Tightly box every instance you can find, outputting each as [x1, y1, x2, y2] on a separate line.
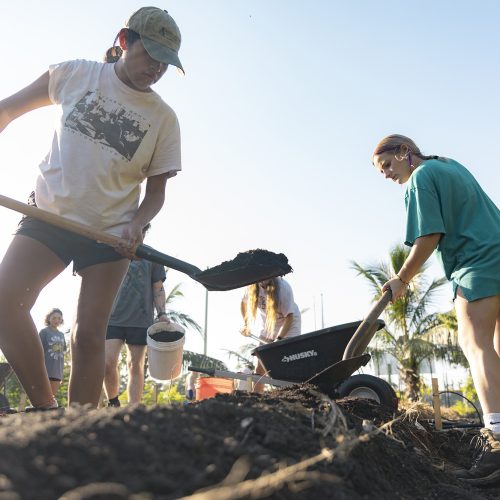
[15, 216, 126, 274]
[106, 326, 148, 346]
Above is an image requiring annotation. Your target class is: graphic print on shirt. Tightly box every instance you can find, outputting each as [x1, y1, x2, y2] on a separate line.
[257, 292, 267, 313]
[119, 263, 148, 317]
[47, 334, 65, 360]
[65, 91, 150, 160]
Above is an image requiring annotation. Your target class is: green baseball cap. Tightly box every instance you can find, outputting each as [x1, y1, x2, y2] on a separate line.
[126, 6, 184, 73]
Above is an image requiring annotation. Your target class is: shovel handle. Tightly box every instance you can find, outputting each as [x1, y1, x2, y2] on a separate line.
[0, 194, 125, 248]
[342, 289, 392, 360]
[0, 194, 203, 277]
[247, 333, 272, 345]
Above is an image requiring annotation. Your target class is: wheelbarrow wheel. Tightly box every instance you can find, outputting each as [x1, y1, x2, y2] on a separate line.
[338, 374, 398, 410]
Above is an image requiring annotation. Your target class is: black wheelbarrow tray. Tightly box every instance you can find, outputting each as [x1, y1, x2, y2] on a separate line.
[251, 319, 385, 392]
[191, 291, 398, 408]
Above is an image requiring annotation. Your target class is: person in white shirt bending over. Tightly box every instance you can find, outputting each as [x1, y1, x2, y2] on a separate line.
[240, 277, 301, 392]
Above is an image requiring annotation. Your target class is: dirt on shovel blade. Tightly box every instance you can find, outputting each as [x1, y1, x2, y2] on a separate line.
[196, 249, 292, 289]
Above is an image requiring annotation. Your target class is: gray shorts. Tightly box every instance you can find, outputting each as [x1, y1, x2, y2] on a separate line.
[15, 216, 126, 274]
[106, 326, 148, 346]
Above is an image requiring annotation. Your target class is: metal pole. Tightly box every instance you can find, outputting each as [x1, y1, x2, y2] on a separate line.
[203, 287, 208, 355]
[313, 296, 317, 330]
[320, 293, 324, 329]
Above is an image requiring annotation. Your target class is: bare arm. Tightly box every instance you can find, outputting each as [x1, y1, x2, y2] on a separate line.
[152, 280, 169, 322]
[118, 172, 169, 256]
[277, 313, 294, 339]
[382, 233, 442, 301]
[0, 72, 52, 133]
[240, 299, 251, 336]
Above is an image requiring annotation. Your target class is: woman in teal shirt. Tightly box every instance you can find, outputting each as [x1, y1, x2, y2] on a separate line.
[372, 134, 500, 484]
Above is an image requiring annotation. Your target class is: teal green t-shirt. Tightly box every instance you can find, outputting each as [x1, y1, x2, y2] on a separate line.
[405, 158, 500, 301]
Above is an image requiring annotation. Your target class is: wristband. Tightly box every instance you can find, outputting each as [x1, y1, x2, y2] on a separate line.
[156, 312, 168, 320]
[396, 274, 410, 286]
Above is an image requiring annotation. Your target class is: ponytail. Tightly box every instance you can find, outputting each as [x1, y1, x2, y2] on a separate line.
[103, 29, 141, 63]
[104, 44, 123, 63]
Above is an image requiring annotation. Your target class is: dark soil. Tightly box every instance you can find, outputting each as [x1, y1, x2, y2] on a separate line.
[0, 385, 498, 499]
[199, 249, 292, 278]
[150, 331, 184, 343]
[195, 249, 293, 291]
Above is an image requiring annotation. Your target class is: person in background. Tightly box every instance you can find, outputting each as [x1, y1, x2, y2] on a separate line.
[185, 370, 199, 401]
[39, 308, 67, 400]
[372, 134, 500, 485]
[240, 277, 301, 392]
[0, 6, 184, 409]
[104, 224, 168, 406]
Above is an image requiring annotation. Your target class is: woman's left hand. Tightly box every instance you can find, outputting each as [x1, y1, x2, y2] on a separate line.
[116, 222, 144, 259]
[382, 277, 407, 302]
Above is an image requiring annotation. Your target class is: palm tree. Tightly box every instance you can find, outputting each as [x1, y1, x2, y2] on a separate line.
[351, 243, 462, 401]
[164, 283, 202, 335]
[181, 351, 227, 372]
[222, 341, 258, 371]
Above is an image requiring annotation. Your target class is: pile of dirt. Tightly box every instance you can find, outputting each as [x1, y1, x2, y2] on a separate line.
[0, 385, 498, 499]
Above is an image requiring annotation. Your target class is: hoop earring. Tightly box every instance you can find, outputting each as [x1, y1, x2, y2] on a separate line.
[408, 152, 415, 172]
[394, 151, 409, 161]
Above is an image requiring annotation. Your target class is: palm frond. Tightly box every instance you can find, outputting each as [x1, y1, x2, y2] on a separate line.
[350, 261, 390, 297]
[166, 311, 203, 336]
[182, 351, 227, 372]
[221, 349, 255, 369]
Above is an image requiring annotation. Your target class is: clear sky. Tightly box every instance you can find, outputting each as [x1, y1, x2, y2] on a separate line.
[0, 1, 498, 368]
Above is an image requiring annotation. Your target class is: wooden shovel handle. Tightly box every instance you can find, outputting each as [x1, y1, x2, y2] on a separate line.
[342, 289, 392, 360]
[0, 194, 127, 248]
[0, 194, 204, 278]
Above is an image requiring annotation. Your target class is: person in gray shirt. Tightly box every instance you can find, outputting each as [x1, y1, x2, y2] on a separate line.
[104, 224, 168, 406]
[38, 308, 67, 399]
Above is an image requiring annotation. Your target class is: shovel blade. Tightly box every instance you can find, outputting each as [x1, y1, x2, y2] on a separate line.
[195, 249, 293, 291]
[195, 264, 292, 291]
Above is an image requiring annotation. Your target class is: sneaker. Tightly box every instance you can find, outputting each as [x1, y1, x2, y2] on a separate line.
[455, 428, 500, 485]
[107, 397, 121, 408]
[0, 407, 17, 416]
[25, 399, 59, 413]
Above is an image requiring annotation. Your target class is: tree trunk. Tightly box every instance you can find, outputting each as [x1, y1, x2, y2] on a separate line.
[401, 365, 420, 401]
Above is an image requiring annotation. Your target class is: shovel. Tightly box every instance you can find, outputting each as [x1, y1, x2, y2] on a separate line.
[307, 290, 392, 390]
[0, 194, 292, 291]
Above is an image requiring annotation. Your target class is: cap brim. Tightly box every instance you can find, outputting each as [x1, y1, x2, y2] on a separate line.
[141, 36, 184, 74]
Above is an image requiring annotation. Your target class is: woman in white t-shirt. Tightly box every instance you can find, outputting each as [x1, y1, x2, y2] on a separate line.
[240, 277, 301, 392]
[241, 277, 301, 342]
[0, 7, 183, 410]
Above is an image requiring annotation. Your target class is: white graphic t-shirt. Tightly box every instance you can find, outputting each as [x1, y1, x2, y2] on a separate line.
[36, 59, 181, 235]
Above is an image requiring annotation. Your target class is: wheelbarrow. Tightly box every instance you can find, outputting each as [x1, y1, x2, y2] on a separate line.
[190, 291, 398, 409]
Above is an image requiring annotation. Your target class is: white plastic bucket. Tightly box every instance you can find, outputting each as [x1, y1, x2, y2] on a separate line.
[147, 322, 185, 381]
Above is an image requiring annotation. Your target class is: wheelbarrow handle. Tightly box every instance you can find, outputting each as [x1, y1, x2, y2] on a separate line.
[188, 366, 215, 376]
[342, 289, 392, 360]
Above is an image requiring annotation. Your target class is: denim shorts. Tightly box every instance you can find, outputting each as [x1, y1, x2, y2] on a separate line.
[106, 325, 148, 346]
[15, 216, 126, 274]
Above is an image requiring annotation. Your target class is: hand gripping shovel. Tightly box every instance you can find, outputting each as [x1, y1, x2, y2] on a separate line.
[0, 194, 292, 291]
[307, 290, 392, 391]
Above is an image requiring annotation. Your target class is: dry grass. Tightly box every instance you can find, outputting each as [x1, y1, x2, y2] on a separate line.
[399, 401, 465, 421]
